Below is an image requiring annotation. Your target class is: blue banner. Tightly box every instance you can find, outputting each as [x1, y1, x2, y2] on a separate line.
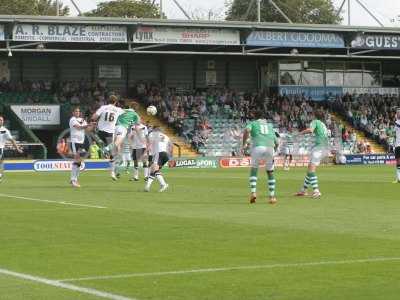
[344, 154, 395, 165]
[247, 31, 345, 48]
[279, 86, 343, 101]
[4, 160, 110, 172]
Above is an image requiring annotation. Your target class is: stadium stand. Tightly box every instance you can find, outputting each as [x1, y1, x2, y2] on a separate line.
[332, 94, 399, 152]
[136, 83, 351, 156]
[3, 78, 393, 157]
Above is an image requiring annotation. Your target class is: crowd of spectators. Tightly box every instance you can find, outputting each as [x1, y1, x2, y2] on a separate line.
[5, 77, 396, 155]
[134, 82, 345, 153]
[0, 78, 111, 117]
[333, 93, 400, 152]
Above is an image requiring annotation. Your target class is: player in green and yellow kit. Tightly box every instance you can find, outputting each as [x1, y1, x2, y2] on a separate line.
[242, 111, 279, 204]
[295, 110, 330, 198]
[110, 101, 140, 180]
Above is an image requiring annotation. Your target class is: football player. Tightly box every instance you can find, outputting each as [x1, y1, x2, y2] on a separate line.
[145, 127, 172, 192]
[0, 115, 23, 182]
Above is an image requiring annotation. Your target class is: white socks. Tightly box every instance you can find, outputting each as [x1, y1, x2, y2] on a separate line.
[71, 163, 80, 181]
[156, 174, 166, 186]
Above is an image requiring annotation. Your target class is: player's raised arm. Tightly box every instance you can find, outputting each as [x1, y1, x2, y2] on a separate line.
[91, 106, 102, 123]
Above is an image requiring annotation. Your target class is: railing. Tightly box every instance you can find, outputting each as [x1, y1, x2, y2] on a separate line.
[173, 143, 182, 157]
[4, 142, 47, 160]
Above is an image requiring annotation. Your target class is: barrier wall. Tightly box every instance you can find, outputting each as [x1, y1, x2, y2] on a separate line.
[4, 160, 110, 172]
[344, 154, 396, 165]
[3, 155, 394, 172]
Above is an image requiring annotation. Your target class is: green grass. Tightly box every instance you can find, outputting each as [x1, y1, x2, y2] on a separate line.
[0, 166, 400, 300]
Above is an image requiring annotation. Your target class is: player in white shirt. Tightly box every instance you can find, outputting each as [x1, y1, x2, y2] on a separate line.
[0, 116, 23, 181]
[145, 127, 173, 192]
[394, 108, 400, 183]
[69, 107, 92, 188]
[91, 95, 124, 146]
[130, 123, 149, 181]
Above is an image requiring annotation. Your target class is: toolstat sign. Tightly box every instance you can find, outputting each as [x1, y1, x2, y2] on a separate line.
[247, 31, 345, 48]
[33, 160, 85, 172]
[11, 105, 60, 127]
[4, 160, 110, 172]
[13, 24, 127, 43]
[133, 26, 240, 45]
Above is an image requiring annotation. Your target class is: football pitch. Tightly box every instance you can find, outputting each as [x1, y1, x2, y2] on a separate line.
[1, 165, 400, 300]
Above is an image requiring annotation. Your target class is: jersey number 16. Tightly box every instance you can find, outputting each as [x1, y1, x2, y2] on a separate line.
[104, 112, 115, 122]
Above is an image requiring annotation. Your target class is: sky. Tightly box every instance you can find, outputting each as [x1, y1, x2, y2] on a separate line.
[67, 0, 400, 27]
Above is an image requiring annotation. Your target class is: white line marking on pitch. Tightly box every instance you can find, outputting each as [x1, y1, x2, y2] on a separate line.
[0, 268, 136, 300]
[0, 193, 107, 209]
[59, 257, 400, 282]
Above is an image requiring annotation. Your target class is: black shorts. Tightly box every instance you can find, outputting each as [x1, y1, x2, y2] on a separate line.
[132, 148, 146, 161]
[149, 152, 169, 168]
[97, 130, 114, 145]
[70, 143, 86, 155]
[395, 146, 400, 159]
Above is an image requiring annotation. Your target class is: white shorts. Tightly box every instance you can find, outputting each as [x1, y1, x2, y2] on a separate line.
[114, 125, 128, 140]
[122, 152, 132, 162]
[70, 142, 85, 155]
[251, 146, 275, 171]
[284, 145, 294, 156]
[310, 147, 330, 166]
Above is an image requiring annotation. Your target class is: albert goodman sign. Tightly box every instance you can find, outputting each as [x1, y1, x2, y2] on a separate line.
[247, 31, 345, 48]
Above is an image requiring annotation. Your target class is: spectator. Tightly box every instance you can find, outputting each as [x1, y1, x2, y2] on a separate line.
[89, 140, 101, 159]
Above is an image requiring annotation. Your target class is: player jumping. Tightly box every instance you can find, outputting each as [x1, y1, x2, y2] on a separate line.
[242, 111, 279, 205]
[145, 127, 172, 192]
[91, 95, 124, 170]
[393, 108, 400, 183]
[0, 115, 23, 182]
[295, 110, 330, 198]
[110, 101, 140, 181]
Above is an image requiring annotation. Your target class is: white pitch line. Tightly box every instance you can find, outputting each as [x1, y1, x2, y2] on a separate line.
[0, 267, 136, 300]
[0, 193, 107, 209]
[59, 257, 400, 282]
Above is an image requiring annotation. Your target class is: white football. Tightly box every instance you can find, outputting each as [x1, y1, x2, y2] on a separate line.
[146, 105, 157, 116]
